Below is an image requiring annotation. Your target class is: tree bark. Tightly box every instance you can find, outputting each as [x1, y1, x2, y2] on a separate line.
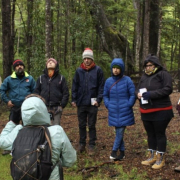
[26, 0, 33, 72]
[85, 0, 134, 73]
[2, 0, 13, 78]
[45, 0, 52, 59]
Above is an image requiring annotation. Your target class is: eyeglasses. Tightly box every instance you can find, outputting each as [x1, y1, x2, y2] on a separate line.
[145, 64, 154, 68]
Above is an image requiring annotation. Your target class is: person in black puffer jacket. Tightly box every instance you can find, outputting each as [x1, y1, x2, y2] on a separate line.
[136, 54, 174, 170]
[34, 58, 69, 125]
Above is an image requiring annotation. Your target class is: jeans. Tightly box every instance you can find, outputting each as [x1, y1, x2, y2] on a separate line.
[113, 126, 126, 151]
[9, 106, 21, 124]
[143, 119, 171, 152]
[77, 105, 98, 146]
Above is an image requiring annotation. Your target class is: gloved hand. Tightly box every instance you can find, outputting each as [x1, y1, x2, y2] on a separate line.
[142, 92, 150, 100]
[176, 104, 180, 116]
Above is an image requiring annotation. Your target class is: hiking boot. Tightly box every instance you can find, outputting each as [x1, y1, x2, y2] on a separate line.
[110, 150, 118, 160]
[141, 149, 157, 165]
[79, 144, 86, 153]
[88, 145, 96, 156]
[117, 151, 125, 160]
[2, 150, 11, 155]
[174, 165, 180, 172]
[152, 151, 165, 169]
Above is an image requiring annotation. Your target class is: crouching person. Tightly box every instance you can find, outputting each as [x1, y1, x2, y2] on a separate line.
[0, 94, 76, 180]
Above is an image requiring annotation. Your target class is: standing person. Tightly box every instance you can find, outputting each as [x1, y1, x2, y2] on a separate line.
[136, 54, 174, 169]
[0, 95, 77, 180]
[71, 48, 104, 155]
[0, 59, 36, 154]
[103, 58, 136, 160]
[34, 58, 69, 125]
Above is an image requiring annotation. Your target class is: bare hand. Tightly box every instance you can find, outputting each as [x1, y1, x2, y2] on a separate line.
[8, 100, 14, 108]
[137, 93, 142, 100]
[93, 101, 99, 107]
[71, 102, 76, 107]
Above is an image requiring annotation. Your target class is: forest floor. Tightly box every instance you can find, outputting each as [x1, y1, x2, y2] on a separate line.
[1, 92, 180, 179]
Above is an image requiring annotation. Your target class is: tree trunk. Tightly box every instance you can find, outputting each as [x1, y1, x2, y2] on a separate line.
[45, 0, 52, 59]
[26, 0, 33, 72]
[2, 0, 13, 78]
[142, 0, 150, 65]
[85, 0, 134, 73]
[133, 0, 142, 71]
[149, 0, 160, 55]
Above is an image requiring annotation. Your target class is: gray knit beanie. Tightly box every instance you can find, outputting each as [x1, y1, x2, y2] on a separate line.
[82, 48, 94, 60]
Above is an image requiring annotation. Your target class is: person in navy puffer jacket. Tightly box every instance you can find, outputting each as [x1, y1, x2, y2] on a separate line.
[103, 58, 136, 160]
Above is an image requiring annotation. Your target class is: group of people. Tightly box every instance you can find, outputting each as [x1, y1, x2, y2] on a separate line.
[0, 48, 179, 179]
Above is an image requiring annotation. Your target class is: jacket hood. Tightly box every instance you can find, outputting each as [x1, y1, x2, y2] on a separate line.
[21, 97, 51, 126]
[111, 58, 125, 77]
[143, 54, 164, 69]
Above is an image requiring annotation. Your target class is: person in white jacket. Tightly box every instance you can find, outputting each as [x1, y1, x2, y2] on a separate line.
[0, 95, 76, 180]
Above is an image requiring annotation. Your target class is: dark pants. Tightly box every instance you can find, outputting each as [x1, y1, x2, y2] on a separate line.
[143, 119, 171, 152]
[9, 106, 21, 124]
[77, 106, 98, 146]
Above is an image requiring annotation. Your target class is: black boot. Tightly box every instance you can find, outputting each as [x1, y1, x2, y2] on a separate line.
[110, 150, 118, 160]
[117, 151, 125, 161]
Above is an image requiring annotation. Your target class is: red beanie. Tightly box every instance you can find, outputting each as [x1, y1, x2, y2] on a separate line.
[13, 59, 25, 69]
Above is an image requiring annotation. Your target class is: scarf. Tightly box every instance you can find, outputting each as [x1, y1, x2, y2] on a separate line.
[145, 67, 158, 75]
[80, 61, 96, 70]
[48, 69, 55, 78]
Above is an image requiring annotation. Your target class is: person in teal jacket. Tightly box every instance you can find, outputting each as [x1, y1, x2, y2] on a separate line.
[0, 59, 36, 125]
[0, 95, 77, 180]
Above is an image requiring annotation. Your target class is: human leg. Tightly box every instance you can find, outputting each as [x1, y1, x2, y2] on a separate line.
[87, 106, 98, 147]
[52, 106, 62, 125]
[78, 106, 88, 146]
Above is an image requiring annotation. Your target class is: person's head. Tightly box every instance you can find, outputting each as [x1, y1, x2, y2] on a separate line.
[46, 58, 57, 69]
[143, 54, 163, 74]
[112, 65, 121, 76]
[22, 94, 50, 126]
[82, 48, 94, 66]
[111, 58, 124, 77]
[13, 59, 25, 75]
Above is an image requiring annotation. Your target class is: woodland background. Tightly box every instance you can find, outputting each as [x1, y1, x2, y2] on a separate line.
[0, 0, 180, 86]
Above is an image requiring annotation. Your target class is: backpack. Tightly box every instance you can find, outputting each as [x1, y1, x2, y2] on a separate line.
[10, 125, 55, 180]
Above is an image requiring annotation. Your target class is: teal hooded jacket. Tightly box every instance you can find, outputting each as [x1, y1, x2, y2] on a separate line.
[0, 97, 77, 180]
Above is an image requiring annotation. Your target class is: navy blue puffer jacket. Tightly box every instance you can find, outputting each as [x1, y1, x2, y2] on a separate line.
[103, 58, 136, 127]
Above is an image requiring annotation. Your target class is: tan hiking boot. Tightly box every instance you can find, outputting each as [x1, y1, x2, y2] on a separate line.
[152, 152, 165, 169]
[174, 165, 180, 172]
[141, 149, 157, 165]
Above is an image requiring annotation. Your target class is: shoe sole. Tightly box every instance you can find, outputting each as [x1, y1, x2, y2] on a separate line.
[110, 156, 117, 160]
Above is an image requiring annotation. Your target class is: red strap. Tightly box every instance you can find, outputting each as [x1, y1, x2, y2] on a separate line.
[109, 76, 124, 92]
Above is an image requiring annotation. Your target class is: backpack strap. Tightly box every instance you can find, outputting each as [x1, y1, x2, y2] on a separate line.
[40, 75, 42, 84]
[109, 75, 124, 92]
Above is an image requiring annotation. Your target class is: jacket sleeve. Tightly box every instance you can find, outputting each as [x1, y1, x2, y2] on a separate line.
[61, 76, 69, 108]
[34, 77, 41, 95]
[150, 71, 173, 99]
[97, 68, 105, 104]
[30, 76, 36, 93]
[71, 70, 79, 103]
[127, 77, 136, 107]
[103, 80, 109, 108]
[0, 77, 10, 104]
[0, 121, 23, 150]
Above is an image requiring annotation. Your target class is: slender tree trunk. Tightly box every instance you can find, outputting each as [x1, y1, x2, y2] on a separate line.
[45, 0, 52, 59]
[142, 0, 150, 65]
[157, 1, 162, 57]
[133, 0, 142, 71]
[2, 0, 13, 78]
[27, 0, 33, 72]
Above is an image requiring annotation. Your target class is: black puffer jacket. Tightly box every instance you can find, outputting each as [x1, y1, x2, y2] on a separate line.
[136, 55, 173, 110]
[34, 64, 69, 108]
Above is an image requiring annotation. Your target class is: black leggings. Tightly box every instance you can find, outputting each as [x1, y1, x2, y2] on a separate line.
[143, 119, 170, 152]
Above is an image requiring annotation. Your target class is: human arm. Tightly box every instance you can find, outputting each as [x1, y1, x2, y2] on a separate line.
[0, 77, 11, 104]
[60, 76, 69, 108]
[34, 77, 41, 95]
[96, 68, 105, 104]
[71, 71, 79, 104]
[127, 78, 136, 107]
[103, 80, 109, 109]
[0, 121, 23, 150]
[30, 76, 36, 93]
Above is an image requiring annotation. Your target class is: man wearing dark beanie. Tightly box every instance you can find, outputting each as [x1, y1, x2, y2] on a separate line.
[34, 58, 69, 125]
[0, 59, 36, 154]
